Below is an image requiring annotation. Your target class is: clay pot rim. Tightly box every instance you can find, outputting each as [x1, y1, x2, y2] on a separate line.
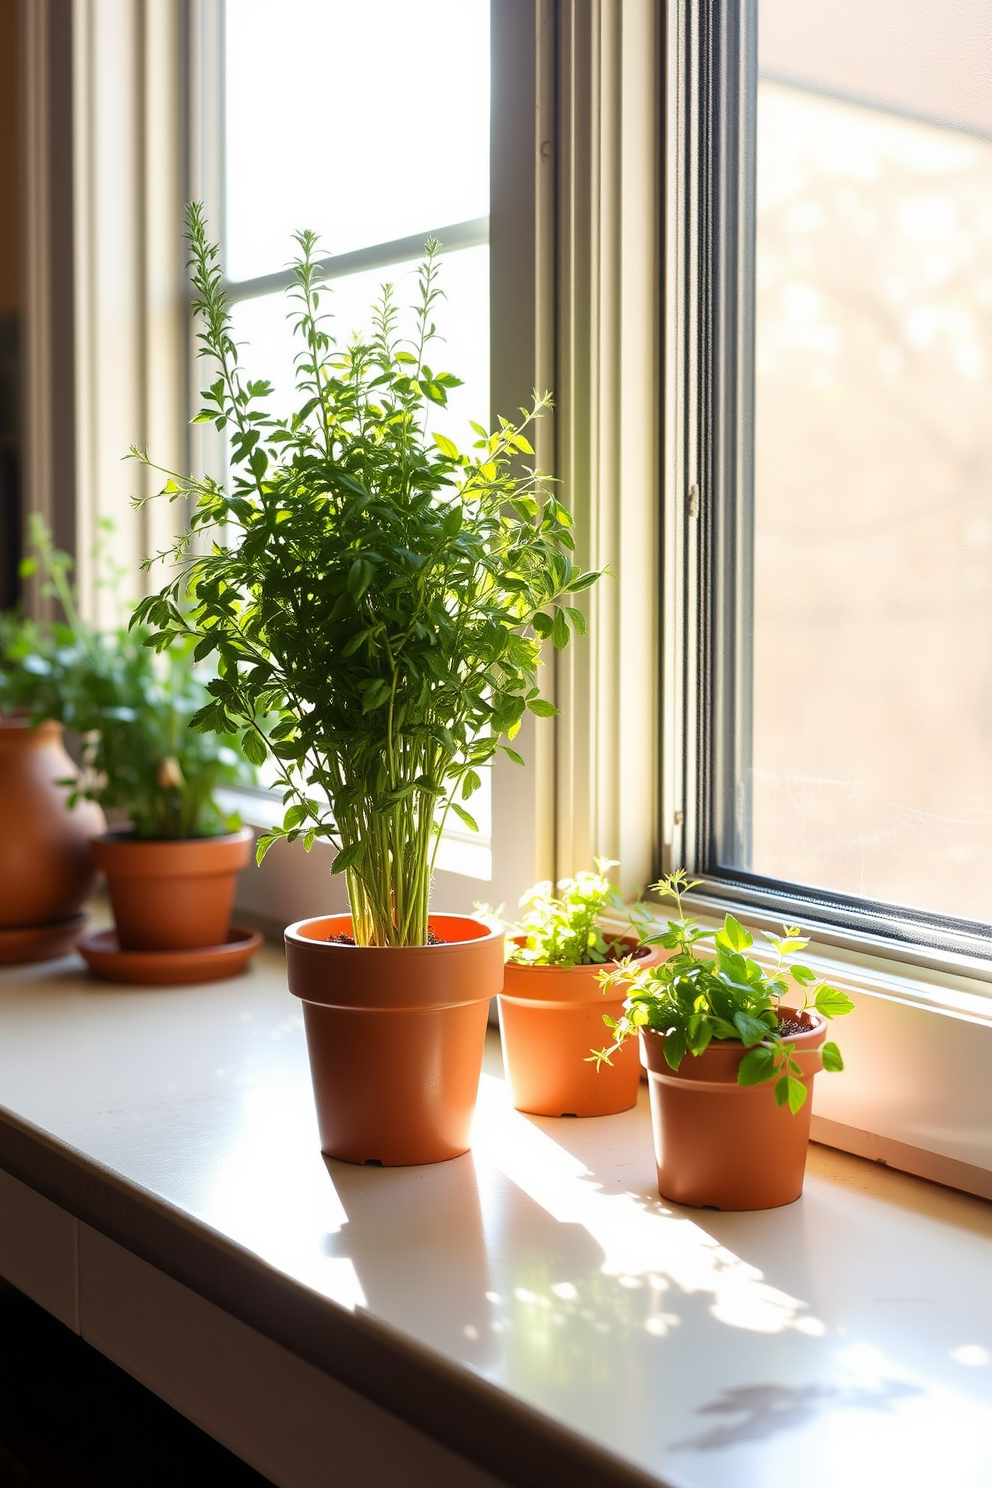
[0, 716, 62, 736]
[95, 826, 254, 847]
[286, 912, 503, 955]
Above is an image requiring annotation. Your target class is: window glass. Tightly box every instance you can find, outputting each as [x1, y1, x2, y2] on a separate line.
[740, 0, 992, 921]
[224, 0, 490, 283]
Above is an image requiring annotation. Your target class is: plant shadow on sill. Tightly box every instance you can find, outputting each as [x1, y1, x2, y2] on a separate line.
[667, 1378, 922, 1454]
[321, 1148, 607, 1373]
[0, 1276, 272, 1487]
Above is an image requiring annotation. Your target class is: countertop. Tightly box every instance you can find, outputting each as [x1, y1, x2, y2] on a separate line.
[1, 941, 991, 1487]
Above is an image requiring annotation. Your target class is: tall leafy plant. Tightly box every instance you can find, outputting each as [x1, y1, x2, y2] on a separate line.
[132, 205, 600, 946]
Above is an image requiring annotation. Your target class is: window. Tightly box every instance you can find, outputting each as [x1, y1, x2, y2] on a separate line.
[671, 0, 992, 960]
[217, 0, 492, 879]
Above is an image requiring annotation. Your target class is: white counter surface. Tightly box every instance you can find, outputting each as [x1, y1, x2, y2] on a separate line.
[1, 942, 991, 1487]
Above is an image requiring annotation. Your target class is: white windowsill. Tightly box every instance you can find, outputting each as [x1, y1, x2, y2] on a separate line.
[1, 947, 991, 1488]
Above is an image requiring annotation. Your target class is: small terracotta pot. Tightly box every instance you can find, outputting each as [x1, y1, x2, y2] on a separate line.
[498, 936, 665, 1116]
[285, 913, 505, 1166]
[640, 1009, 828, 1211]
[0, 719, 105, 931]
[90, 827, 253, 951]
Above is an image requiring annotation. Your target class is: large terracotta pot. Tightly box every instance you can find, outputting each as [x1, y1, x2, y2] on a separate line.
[90, 827, 253, 951]
[0, 719, 105, 937]
[640, 1009, 828, 1211]
[498, 936, 665, 1116]
[285, 913, 505, 1166]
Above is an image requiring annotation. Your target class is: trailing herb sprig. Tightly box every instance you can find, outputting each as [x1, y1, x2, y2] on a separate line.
[130, 204, 602, 946]
[590, 870, 854, 1112]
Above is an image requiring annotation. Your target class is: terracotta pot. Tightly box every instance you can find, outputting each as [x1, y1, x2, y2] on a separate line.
[90, 827, 253, 951]
[640, 1009, 828, 1211]
[0, 719, 105, 930]
[285, 913, 505, 1166]
[498, 936, 665, 1116]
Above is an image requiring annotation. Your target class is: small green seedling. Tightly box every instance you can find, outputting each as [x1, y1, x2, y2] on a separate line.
[590, 869, 854, 1112]
[507, 859, 651, 968]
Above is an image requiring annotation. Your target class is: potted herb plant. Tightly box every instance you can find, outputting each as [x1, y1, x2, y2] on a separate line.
[1, 519, 258, 982]
[497, 862, 665, 1117]
[130, 205, 601, 1165]
[593, 871, 854, 1209]
[0, 538, 105, 962]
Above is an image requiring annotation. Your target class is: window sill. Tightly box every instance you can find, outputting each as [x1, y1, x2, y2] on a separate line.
[1, 947, 991, 1488]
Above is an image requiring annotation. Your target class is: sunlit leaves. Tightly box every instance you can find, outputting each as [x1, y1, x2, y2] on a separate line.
[821, 1040, 844, 1072]
[589, 874, 856, 1113]
[507, 860, 629, 970]
[815, 985, 856, 1019]
[128, 212, 605, 945]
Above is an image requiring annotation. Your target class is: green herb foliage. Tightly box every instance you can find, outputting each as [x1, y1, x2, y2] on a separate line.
[131, 205, 601, 946]
[591, 871, 854, 1113]
[0, 517, 251, 839]
[507, 859, 650, 967]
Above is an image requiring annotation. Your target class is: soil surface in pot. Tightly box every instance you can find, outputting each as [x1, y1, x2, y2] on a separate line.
[326, 929, 450, 945]
[508, 941, 654, 967]
[775, 1014, 812, 1038]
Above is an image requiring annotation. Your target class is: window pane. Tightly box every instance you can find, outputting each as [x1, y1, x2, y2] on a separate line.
[224, 0, 490, 283]
[743, 0, 992, 920]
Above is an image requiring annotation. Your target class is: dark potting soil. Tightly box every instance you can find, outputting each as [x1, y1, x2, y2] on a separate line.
[326, 930, 449, 945]
[775, 1014, 811, 1038]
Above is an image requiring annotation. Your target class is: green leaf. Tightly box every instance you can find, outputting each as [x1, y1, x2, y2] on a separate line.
[433, 431, 459, 459]
[551, 610, 569, 650]
[283, 801, 309, 830]
[790, 964, 817, 986]
[733, 1011, 770, 1047]
[738, 1045, 777, 1086]
[331, 842, 362, 876]
[786, 1076, 807, 1113]
[255, 833, 278, 865]
[450, 802, 479, 833]
[240, 729, 267, 766]
[527, 697, 558, 718]
[815, 985, 856, 1019]
[716, 913, 752, 953]
[663, 1027, 687, 1071]
[821, 1040, 844, 1073]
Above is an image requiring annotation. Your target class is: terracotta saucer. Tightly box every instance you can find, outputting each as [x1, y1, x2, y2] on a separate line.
[0, 915, 86, 965]
[77, 925, 263, 985]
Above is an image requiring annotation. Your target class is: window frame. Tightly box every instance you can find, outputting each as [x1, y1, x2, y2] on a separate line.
[663, 0, 992, 973]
